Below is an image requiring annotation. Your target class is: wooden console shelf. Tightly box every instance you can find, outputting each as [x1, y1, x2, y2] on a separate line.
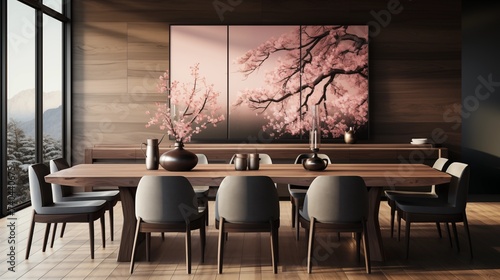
[85, 143, 447, 164]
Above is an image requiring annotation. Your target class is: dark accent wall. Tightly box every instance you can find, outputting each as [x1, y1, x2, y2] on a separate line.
[462, 2, 500, 194]
[72, 0, 462, 176]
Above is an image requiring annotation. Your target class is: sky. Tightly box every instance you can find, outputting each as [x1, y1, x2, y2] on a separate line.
[7, 0, 63, 99]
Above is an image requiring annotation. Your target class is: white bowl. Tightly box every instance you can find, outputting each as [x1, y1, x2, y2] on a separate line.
[411, 138, 428, 144]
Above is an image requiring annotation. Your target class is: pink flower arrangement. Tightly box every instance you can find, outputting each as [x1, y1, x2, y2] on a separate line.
[146, 63, 225, 142]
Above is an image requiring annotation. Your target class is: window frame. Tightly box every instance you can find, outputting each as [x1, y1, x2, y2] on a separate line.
[0, 0, 71, 217]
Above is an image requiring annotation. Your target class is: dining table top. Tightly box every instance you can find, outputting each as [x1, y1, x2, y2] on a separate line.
[44, 163, 451, 188]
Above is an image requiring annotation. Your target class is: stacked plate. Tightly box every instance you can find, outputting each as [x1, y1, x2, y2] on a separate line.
[411, 138, 429, 145]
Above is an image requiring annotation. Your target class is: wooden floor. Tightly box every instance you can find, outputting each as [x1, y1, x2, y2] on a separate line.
[2, 196, 500, 279]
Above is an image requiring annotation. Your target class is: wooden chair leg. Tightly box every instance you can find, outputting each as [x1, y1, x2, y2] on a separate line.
[436, 222, 442, 238]
[362, 219, 371, 274]
[200, 221, 206, 263]
[389, 200, 395, 238]
[89, 220, 95, 259]
[161, 232, 165, 241]
[291, 200, 296, 228]
[60, 222, 66, 238]
[25, 212, 36, 259]
[50, 223, 58, 248]
[356, 232, 361, 263]
[204, 198, 209, 226]
[295, 204, 300, 241]
[452, 222, 460, 253]
[307, 217, 316, 274]
[270, 220, 278, 273]
[42, 223, 51, 252]
[397, 210, 402, 242]
[186, 225, 192, 274]
[405, 219, 411, 259]
[445, 222, 453, 247]
[463, 213, 473, 260]
[108, 203, 114, 241]
[274, 222, 280, 264]
[146, 233, 151, 262]
[130, 219, 142, 274]
[218, 217, 225, 274]
[100, 214, 106, 248]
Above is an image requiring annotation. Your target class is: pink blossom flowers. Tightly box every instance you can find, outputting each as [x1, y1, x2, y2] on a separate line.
[146, 63, 225, 142]
[234, 25, 369, 139]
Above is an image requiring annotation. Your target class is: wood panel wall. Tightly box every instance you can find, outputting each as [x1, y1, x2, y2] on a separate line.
[71, 0, 461, 164]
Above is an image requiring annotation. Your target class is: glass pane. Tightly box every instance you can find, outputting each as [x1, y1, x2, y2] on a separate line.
[43, 15, 63, 162]
[43, 0, 63, 14]
[7, 0, 36, 208]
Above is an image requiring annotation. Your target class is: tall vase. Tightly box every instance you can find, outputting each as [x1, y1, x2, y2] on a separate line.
[159, 141, 198, 171]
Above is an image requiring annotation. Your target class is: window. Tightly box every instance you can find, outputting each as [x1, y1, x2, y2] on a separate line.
[1, 0, 70, 216]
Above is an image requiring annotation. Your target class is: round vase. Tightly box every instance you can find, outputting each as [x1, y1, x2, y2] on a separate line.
[302, 152, 329, 171]
[159, 141, 198, 171]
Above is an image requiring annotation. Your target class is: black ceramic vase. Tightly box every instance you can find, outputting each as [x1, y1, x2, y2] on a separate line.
[159, 141, 198, 171]
[302, 152, 329, 171]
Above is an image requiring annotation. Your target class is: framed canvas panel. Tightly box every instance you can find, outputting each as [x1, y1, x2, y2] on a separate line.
[170, 25, 369, 142]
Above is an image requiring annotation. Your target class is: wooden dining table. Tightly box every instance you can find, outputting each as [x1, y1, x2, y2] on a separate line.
[44, 163, 451, 263]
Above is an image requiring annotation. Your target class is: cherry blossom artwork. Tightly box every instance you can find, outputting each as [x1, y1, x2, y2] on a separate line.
[169, 25, 368, 141]
[233, 25, 369, 140]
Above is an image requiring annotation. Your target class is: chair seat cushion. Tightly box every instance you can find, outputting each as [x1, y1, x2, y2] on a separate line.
[62, 190, 119, 202]
[193, 186, 209, 197]
[36, 200, 107, 215]
[141, 208, 206, 224]
[385, 190, 438, 202]
[395, 198, 461, 215]
[288, 188, 307, 198]
[299, 208, 309, 221]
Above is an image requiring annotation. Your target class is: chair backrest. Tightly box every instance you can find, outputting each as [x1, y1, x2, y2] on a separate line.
[258, 153, 273, 164]
[229, 153, 273, 164]
[215, 176, 279, 223]
[29, 163, 55, 213]
[431, 157, 450, 197]
[433, 157, 449, 171]
[294, 153, 331, 164]
[49, 158, 74, 201]
[135, 176, 198, 223]
[445, 162, 470, 211]
[302, 176, 368, 223]
[196, 154, 208, 164]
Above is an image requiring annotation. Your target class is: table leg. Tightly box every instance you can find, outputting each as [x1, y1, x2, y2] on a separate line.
[117, 187, 137, 262]
[367, 187, 385, 262]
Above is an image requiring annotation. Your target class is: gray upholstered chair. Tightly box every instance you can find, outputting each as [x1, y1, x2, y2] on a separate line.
[49, 158, 120, 243]
[385, 157, 450, 238]
[194, 154, 210, 226]
[130, 176, 206, 274]
[289, 153, 331, 240]
[215, 176, 280, 274]
[299, 176, 370, 274]
[395, 162, 472, 259]
[26, 163, 107, 260]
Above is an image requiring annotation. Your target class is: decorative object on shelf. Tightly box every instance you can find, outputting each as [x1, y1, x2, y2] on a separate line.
[159, 141, 198, 171]
[234, 154, 248, 171]
[302, 153, 329, 171]
[411, 138, 429, 145]
[141, 136, 162, 170]
[344, 127, 356, 144]
[248, 153, 260, 170]
[146, 63, 225, 171]
[303, 105, 329, 171]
